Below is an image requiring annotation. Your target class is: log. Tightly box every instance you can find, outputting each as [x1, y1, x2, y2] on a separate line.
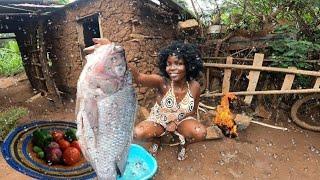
[203, 63, 320, 77]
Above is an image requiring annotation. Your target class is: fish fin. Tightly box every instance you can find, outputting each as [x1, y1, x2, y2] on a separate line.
[115, 143, 130, 176]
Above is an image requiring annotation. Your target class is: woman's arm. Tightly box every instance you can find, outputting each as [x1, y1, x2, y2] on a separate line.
[127, 63, 164, 89]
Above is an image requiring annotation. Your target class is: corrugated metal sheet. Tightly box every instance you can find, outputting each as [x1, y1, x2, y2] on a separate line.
[0, 0, 63, 16]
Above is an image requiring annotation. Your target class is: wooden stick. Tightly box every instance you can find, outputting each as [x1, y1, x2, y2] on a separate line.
[203, 57, 320, 63]
[204, 63, 320, 77]
[199, 102, 216, 110]
[200, 90, 219, 97]
[251, 120, 288, 131]
[201, 88, 320, 97]
[198, 106, 207, 113]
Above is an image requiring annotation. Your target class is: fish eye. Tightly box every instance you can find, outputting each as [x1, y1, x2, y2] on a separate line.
[111, 57, 117, 63]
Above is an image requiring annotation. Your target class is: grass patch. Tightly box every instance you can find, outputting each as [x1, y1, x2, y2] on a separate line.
[0, 107, 28, 142]
[0, 40, 24, 76]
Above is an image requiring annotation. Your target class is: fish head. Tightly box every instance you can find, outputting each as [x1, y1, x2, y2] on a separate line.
[84, 44, 129, 94]
[91, 44, 126, 78]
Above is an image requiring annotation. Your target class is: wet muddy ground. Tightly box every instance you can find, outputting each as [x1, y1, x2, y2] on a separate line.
[0, 73, 319, 179]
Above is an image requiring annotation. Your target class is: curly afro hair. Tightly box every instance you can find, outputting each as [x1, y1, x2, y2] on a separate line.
[158, 41, 203, 81]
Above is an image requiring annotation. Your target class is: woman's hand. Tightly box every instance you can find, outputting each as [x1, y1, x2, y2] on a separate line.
[92, 38, 112, 45]
[83, 38, 112, 53]
[166, 121, 177, 132]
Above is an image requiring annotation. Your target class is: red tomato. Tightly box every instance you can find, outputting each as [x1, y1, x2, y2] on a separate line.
[63, 147, 81, 165]
[52, 131, 64, 142]
[58, 139, 70, 151]
[70, 140, 81, 152]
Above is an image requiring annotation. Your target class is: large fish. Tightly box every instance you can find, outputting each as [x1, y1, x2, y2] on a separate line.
[75, 44, 137, 179]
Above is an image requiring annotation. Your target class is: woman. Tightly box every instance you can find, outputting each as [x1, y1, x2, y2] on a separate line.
[132, 41, 207, 161]
[88, 39, 215, 161]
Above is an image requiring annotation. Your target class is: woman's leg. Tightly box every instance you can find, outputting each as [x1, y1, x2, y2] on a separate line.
[176, 119, 207, 160]
[134, 121, 165, 140]
[134, 121, 165, 156]
[177, 119, 207, 143]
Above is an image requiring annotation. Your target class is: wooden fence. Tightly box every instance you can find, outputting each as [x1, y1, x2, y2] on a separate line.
[202, 53, 320, 105]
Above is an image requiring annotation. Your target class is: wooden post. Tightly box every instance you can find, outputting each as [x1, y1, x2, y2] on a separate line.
[75, 22, 85, 66]
[244, 53, 264, 104]
[222, 56, 233, 93]
[281, 67, 296, 90]
[206, 68, 210, 91]
[314, 72, 320, 89]
[37, 18, 61, 103]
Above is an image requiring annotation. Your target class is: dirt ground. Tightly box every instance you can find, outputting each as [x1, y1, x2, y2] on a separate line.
[0, 73, 319, 180]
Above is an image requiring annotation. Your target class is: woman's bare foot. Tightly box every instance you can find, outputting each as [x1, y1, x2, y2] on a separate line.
[148, 143, 159, 156]
[148, 138, 161, 156]
[177, 145, 187, 161]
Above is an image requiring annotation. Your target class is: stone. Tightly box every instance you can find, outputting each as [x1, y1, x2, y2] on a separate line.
[178, 19, 199, 29]
[255, 104, 271, 119]
[206, 125, 223, 140]
[234, 114, 252, 131]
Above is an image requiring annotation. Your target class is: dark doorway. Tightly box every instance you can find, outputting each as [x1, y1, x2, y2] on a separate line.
[81, 14, 101, 47]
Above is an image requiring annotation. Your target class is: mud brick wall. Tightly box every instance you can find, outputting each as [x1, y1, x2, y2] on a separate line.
[45, 0, 179, 107]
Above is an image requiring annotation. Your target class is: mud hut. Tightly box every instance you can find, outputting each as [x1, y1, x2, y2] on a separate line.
[0, 0, 196, 107]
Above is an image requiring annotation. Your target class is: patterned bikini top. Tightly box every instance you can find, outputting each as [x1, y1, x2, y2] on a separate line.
[146, 81, 195, 126]
[160, 81, 194, 113]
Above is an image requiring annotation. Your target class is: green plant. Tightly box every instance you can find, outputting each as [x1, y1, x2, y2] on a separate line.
[269, 39, 320, 69]
[58, 0, 70, 5]
[0, 39, 24, 76]
[0, 107, 28, 141]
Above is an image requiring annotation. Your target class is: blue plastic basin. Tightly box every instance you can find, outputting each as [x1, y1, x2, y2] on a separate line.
[117, 144, 157, 180]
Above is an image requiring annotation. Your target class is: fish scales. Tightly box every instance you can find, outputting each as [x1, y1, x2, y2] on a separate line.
[75, 44, 137, 180]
